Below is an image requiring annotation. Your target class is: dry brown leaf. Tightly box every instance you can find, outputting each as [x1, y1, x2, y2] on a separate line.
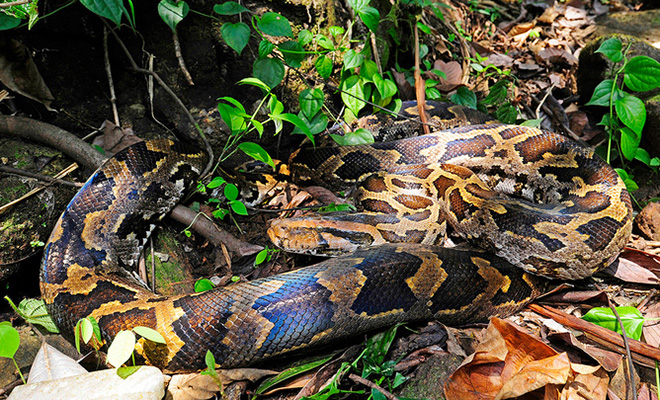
[642, 302, 660, 348]
[432, 60, 462, 92]
[444, 318, 569, 400]
[92, 120, 141, 154]
[508, 21, 535, 37]
[391, 70, 415, 99]
[536, 48, 578, 66]
[638, 383, 660, 400]
[548, 332, 622, 372]
[560, 363, 608, 400]
[0, 38, 54, 110]
[601, 257, 660, 285]
[168, 373, 219, 400]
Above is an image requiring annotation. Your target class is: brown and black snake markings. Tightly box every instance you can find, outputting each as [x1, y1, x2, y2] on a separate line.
[41, 102, 633, 372]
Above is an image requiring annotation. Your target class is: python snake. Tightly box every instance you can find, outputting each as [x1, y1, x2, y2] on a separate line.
[41, 106, 632, 373]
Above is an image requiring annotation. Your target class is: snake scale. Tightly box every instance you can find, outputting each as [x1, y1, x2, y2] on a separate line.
[41, 103, 633, 372]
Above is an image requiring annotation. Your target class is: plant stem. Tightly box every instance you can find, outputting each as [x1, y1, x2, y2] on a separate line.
[12, 358, 25, 384]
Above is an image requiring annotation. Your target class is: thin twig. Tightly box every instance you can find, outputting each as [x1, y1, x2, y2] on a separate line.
[103, 26, 121, 126]
[413, 20, 431, 136]
[370, 32, 382, 75]
[173, 30, 194, 85]
[0, 165, 81, 188]
[0, 0, 30, 8]
[103, 20, 214, 178]
[348, 373, 397, 400]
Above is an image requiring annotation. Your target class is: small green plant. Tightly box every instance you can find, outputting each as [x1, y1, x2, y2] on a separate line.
[105, 326, 166, 373]
[5, 296, 59, 333]
[586, 37, 660, 191]
[194, 278, 215, 292]
[200, 350, 223, 393]
[0, 322, 25, 383]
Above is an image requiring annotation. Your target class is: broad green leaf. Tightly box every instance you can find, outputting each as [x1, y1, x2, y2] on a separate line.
[278, 113, 312, 137]
[206, 176, 226, 189]
[220, 22, 250, 55]
[520, 118, 543, 128]
[81, 318, 94, 345]
[257, 12, 292, 37]
[615, 94, 646, 135]
[341, 75, 366, 115]
[595, 38, 623, 63]
[0, 324, 19, 358]
[360, 59, 379, 81]
[258, 40, 275, 59]
[229, 200, 248, 215]
[213, 1, 248, 15]
[496, 104, 518, 124]
[224, 183, 239, 200]
[132, 326, 166, 344]
[298, 29, 313, 46]
[372, 74, 397, 99]
[586, 79, 616, 106]
[316, 34, 334, 50]
[635, 148, 652, 166]
[107, 331, 136, 368]
[293, 112, 328, 136]
[482, 80, 508, 105]
[450, 86, 477, 109]
[582, 306, 644, 340]
[416, 21, 431, 35]
[205, 350, 216, 370]
[237, 142, 275, 169]
[194, 278, 215, 292]
[157, 0, 189, 31]
[620, 126, 640, 161]
[358, 6, 379, 32]
[624, 56, 660, 92]
[299, 88, 324, 119]
[279, 40, 305, 68]
[217, 103, 246, 133]
[218, 96, 247, 113]
[255, 248, 268, 265]
[343, 49, 364, 70]
[253, 58, 284, 89]
[330, 128, 374, 146]
[0, 14, 21, 30]
[329, 26, 344, 36]
[80, 0, 124, 25]
[315, 54, 333, 79]
[318, 203, 357, 213]
[6, 297, 59, 333]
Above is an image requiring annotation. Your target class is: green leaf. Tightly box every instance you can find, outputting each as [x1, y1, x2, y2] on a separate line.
[224, 183, 239, 201]
[416, 21, 431, 35]
[482, 80, 508, 105]
[299, 88, 324, 119]
[257, 12, 292, 37]
[0, 324, 19, 358]
[195, 278, 215, 293]
[624, 56, 660, 92]
[258, 40, 275, 59]
[213, 1, 248, 15]
[450, 86, 477, 109]
[294, 112, 328, 135]
[157, 0, 189, 31]
[315, 54, 333, 79]
[132, 326, 166, 344]
[279, 40, 305, 68]
[107, 331, 136, 368]
[117, 365, 142, 379]
[318, 202, 357, 213]
[634, 147, 652, 166]
[253, 58, 285, 89]
[0, 14, 21, 30]
[372, 74, 397, 99]
[278, 112, 312, 138]
[330, 128, 374, 146]
[586, 79, 616, 107]
[360, 59, 379, 81]
[343, 49, 364, 70]
[206, 176, 227, 189]
[298, 29, 313, 46]
[205, 350, 216, 371]
[595, 38, 623, 63]
[237, 77, 271, 92]
[582, 306, 644, 340]
[329, 26, 344, 36]
[81, 318, 94, 345]
[620, 126, 641, 161]
[341, 75, 366, 116]
[496, 104, 518, 124]
[229, 200, 248, 215]
[6, 297, 59, 333]
[256, 355, 333, 395]
[80, 0, 124, 25]
[221, 22, 250, 55]
[358, 6, 379, 32]
[237, 142, 275, 169]
[255, 248, 268, 265]
[615, 94, 646, 135]
[316, 34, 334, 50]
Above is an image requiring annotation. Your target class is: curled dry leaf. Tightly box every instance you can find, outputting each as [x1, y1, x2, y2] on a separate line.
[443, 318, 610, 400]
[536, 47, 578, 66]
[168, 373, 219, 400]
[431, 59, 462, 92]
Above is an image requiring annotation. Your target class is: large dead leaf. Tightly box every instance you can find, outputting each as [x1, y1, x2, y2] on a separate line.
[444, 318, 570, 400]
[432, 60, 462, 92]
[0, 38, 54, 110]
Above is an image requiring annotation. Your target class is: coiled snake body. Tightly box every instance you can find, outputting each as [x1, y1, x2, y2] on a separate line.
[41, 117, 632, 372]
